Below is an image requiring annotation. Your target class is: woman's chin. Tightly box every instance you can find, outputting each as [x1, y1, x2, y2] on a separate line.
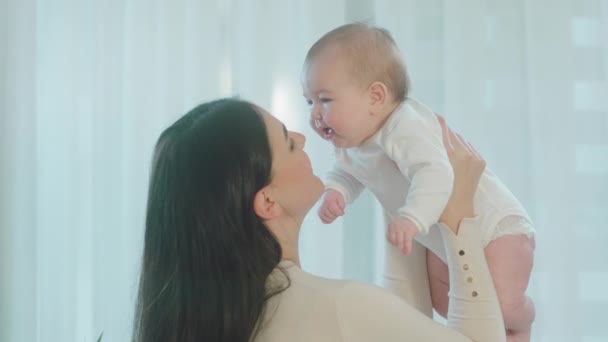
[310, 177, 326, 207]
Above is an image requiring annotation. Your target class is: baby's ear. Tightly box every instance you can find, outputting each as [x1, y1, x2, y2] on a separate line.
[368, 81, 388, 106]
[253, 186, 282, 220]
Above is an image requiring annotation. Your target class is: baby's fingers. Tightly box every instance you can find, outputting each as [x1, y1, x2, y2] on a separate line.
[320, 210, 336, 224]
[318, 204, 336, 223]
[397, 230, 406, 253]
[386, 228, 397, 246]
[401, 236, 413, 256]
[328, 201, 344, 217]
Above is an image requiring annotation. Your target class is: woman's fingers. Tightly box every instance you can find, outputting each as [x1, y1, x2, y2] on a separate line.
[465, 139, 483, 161]
[466, 141, 486, 176]
[435, 114, 486, 177]
[452, 132, 467, 151]
[436, 113, 453, 151]
[456, 134, 485, 167]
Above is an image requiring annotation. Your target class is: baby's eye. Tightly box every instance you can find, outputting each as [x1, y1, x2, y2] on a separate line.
[289, 138, 295, 151]
[320, 98, 332, 103]
[305, 99, 313, 106]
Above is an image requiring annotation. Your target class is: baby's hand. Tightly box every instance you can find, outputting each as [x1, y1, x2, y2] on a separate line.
[318, 189, 345, 224]
[387, 217, 420, 255]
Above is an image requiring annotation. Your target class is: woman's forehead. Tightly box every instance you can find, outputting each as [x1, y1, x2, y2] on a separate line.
[258, 110, 284, 149]
[260, 110, 283, 133]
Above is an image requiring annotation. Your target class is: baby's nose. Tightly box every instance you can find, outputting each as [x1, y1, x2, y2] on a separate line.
[310, 106, 322, 120]
[309, 117, 319, 131]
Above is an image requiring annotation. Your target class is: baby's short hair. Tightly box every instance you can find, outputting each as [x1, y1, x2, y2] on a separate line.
[305, 23, 410, 102]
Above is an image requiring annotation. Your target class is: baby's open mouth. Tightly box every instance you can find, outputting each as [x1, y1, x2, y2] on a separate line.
[314, 120, 335, 140]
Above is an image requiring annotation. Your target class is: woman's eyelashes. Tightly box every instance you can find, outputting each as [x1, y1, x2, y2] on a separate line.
[289, 138, 295, 151]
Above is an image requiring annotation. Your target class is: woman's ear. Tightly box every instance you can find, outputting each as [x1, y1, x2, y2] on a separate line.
[368, 81, 388, 107]
[253, 186, 282, 220]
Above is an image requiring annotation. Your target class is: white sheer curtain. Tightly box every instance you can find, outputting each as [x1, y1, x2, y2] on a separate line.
[375, 1, 608, 341]
[1, 1, 606, 341]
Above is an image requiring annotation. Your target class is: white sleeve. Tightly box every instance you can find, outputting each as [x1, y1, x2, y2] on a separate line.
[438, 217, 506, 341]
[383, 236, 433, 317]
[384, 114, 453, 234]
[336, 217, 505, 342]
[325, 164, 365, 204]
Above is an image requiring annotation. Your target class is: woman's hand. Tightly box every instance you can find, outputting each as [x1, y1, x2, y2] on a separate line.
[436, 114, 486, 234]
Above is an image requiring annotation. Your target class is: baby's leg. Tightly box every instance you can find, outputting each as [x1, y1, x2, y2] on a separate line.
[485, 234, 536, 342]
[426, 249, 449, 318]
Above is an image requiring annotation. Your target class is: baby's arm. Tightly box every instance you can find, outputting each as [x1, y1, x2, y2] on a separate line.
[318, 164, 365, 223]
[384, 111, 454, 235]
[325, 163, 365, 204]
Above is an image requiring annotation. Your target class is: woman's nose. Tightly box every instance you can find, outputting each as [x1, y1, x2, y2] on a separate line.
[294, 132, 306, 148]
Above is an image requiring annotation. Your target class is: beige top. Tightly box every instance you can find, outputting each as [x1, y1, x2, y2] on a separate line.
[254, 217, 505, 342]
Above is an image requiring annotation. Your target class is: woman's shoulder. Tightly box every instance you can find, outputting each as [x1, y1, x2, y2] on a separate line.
[282, 264, 411, 316]
[271, 262, 395, 307]
[257, 264, 370, 341]
[261, 263, 438, 342]
[277, 262, 353, 297]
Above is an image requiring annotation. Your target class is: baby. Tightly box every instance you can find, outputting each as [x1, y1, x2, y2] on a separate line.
[302, 23, 536, 341]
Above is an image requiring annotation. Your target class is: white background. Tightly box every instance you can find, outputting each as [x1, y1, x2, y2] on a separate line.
[1, 0, 607, 341]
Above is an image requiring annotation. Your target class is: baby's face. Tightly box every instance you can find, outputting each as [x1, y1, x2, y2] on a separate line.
[302, 48, 376, 148]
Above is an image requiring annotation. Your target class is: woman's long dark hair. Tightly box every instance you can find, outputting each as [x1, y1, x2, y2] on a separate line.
[133, 98, 285, 342]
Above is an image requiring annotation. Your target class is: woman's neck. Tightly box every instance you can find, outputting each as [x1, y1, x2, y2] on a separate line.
[266, 216, 302, 267]
[281, 243, 300, 267]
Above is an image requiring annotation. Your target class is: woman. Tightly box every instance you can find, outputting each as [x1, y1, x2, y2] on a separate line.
[133, 98, 505, 341]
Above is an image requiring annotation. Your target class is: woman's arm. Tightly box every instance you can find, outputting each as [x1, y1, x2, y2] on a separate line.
[336, 116, 505, 342]
[436, 114, 505, 341]
[436, 114, 484, 233]
[383, 235, 433, 318]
